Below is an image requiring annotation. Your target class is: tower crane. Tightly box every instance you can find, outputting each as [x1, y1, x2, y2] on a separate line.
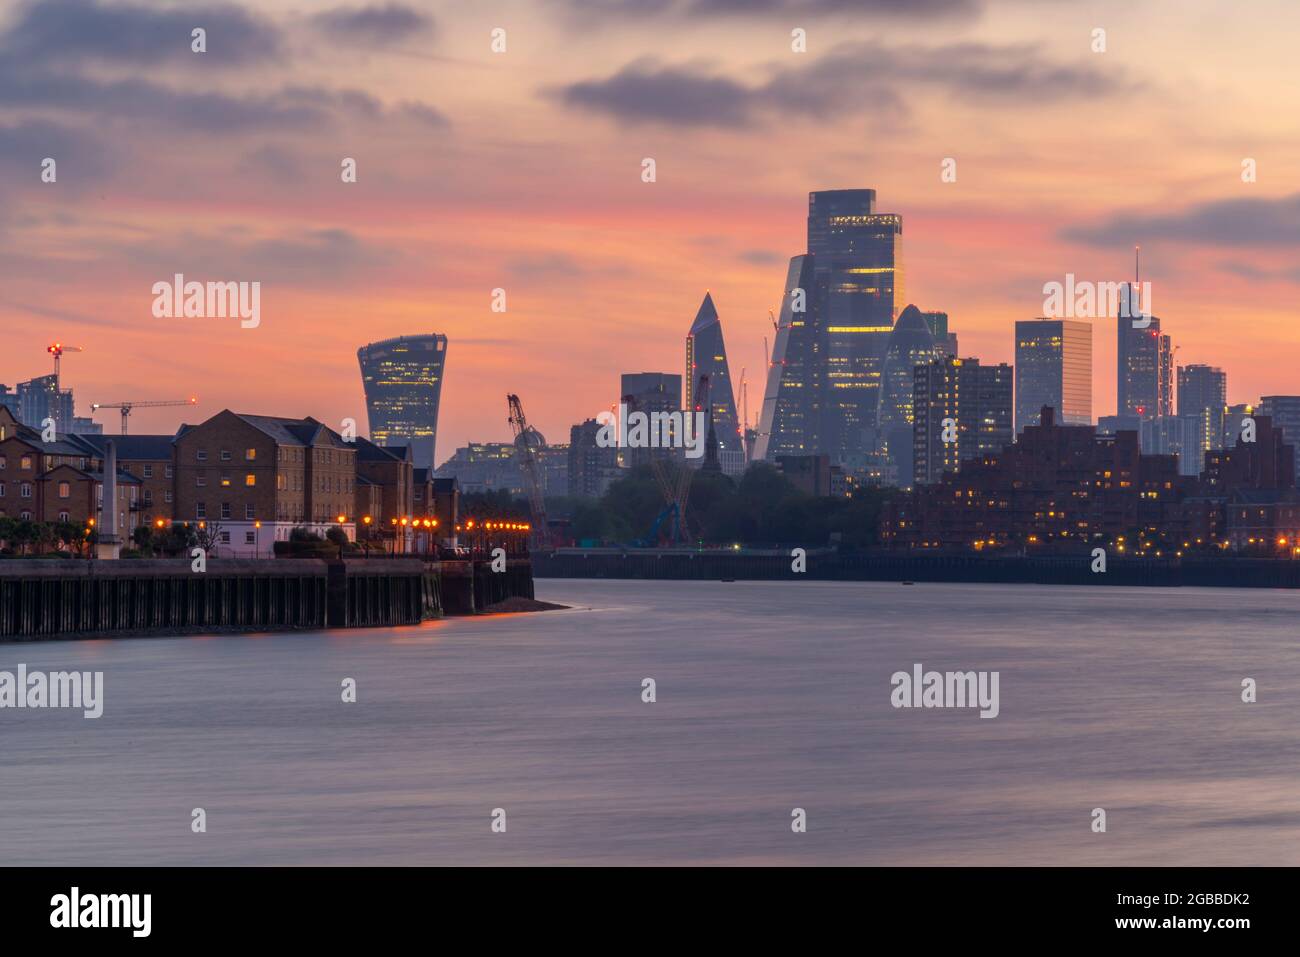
[91, 397, 197, 435]
[506, 394, 551, 552]
[47, 342, 82, 381]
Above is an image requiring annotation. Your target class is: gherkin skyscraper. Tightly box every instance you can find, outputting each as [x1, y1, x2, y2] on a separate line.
[685, 293, 743, 475]
[877, 304, 944, 486]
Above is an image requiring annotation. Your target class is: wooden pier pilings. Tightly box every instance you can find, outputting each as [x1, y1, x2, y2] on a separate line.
[0, 556, 534, 641]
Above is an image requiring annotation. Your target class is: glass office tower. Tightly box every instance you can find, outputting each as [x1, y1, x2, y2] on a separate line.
[357, 334, 448, 469]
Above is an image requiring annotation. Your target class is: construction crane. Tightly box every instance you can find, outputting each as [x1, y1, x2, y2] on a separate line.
[91, 397, 197, 435]
[47, 342, 82, 381]
[506, 394, 550, 553]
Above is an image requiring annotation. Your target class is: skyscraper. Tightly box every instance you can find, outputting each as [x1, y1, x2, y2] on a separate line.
[877, 305, 945, 487]
[922, 310, 958, 357]
[1117, 289, 1171, 420]
[1257, 396, 1300, 484]
[620, 372, 683, 469]
[807, 189, 903, 462]
[1177, 364, 1227, 470]
[912, 357, 1013, 486]
[16, 374, 74, 433]
[755, 256, 821, 460]
[357, 334, 448, 469]
[684, 293, 743, 476]
[1014, 319, 1092, 433]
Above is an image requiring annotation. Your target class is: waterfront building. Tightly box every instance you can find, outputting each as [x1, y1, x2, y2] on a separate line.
[884, 406, 1214, 552]
[68, 434, 177, 527]
[173, 410, 359, 556]
[0, 406, 139, 534]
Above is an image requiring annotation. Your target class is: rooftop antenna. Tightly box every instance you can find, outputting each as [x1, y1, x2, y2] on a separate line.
[1134, 244, 1141, 314]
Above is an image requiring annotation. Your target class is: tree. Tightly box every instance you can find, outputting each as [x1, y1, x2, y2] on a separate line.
[194, 521, 224, 556]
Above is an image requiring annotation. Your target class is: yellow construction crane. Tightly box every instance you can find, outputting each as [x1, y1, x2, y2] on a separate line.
[91, 397, 197, 435]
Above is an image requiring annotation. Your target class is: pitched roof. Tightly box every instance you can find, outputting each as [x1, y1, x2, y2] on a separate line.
[67, 434, 175, 459]
[232, 413, 349, 449]
[355, 436, 410, 463]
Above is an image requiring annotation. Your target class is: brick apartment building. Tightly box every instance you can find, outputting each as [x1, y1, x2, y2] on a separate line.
[172, 411, 362, 555]
[0, 406, 138, 535]
[881, 406, 1293, 554]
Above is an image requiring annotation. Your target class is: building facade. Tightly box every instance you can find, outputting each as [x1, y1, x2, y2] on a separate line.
[1177, 364, 1227, 470]
[912, 358, 1013, 487]
[1257, 395, 1300, 484]
[357, 333, 448, 469]
[173, 411, 359, 556]
[684, 293, 743, 476]
[877, 304, 945, 488]
[754, 255, 821, 460]
[1014, 318, 1092, 432]
[1117, 300, 1172, 420]
[808, 189, 902, 463]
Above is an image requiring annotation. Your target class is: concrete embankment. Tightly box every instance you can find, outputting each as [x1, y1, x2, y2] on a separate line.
[533, 548, 1300, 589]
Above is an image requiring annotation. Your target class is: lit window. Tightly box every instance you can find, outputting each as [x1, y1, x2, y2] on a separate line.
[245, 474, 256, 487]
[246, 448, 257, 461]
[58, 481, 70, 499]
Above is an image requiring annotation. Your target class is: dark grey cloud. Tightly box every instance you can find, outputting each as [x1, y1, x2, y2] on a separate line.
[1063, 194, 1300, 248]
[553, 41, 1124, 127]
[313, 4, 433, 45]
[773, 41, 1127, 110]
[0, 118, 115, 180]
[1, 0, 280, 67]
[0, 0, 446, 133]
[558, 61, 757, 127]
[1219, 261, 1300, 284]
[508, 253, 587, 279]
[739, 249, 783, 266]
[0, 60, 447, 133]
[0, 62, 330, 130]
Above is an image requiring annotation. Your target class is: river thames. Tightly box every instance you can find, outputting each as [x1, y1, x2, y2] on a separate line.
[1, 579, 1296, 865]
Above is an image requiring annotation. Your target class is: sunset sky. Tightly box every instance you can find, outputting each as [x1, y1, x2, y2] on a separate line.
[3, 0, 1300, 457]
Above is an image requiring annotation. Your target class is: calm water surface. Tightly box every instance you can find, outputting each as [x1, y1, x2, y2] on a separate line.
[1, 580, 1297, 865]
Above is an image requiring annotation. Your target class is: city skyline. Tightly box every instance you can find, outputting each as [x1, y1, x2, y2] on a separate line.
[5, 0, 1300, 456]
